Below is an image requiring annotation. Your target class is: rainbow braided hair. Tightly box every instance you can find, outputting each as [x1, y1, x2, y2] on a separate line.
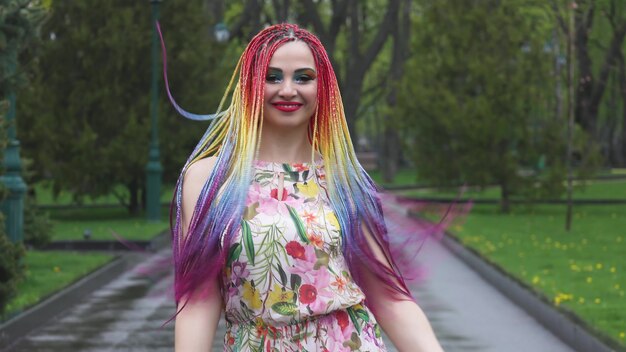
[168, 23, 414, 305]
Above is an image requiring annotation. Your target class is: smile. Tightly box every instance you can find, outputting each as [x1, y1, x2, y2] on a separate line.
[272, 102, 303, 112]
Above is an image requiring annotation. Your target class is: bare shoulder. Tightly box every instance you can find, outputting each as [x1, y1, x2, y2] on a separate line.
[184, 156, 218, 184]
[182, 157, 218, 208]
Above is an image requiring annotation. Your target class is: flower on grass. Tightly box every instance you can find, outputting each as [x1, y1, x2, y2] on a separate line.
[610, 267, 617, 273]
[532, 276, 540, 285]
[619, 332, 625, 339]
[53, 266, 61, 273]
[594, 298, 601, 304]
[553, 293, 573, 306]
[586, 277, 593, 284]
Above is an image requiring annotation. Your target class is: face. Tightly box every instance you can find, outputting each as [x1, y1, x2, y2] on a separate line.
[263, 41, 318, 130]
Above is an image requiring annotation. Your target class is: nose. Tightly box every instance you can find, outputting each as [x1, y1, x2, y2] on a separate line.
[278, 80, 297, 99]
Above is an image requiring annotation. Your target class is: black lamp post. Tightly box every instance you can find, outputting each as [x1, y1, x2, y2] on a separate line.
[1, 51, 27, 243]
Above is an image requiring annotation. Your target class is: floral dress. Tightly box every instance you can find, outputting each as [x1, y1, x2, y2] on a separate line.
[221, 159, 387, 352]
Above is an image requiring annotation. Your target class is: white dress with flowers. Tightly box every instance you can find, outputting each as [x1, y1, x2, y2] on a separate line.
[221, 160, 387, 352]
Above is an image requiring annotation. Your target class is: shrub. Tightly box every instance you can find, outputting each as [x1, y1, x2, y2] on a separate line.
[0, 215, 26, 316]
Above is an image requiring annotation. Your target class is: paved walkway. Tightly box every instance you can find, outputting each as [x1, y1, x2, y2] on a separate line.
[5, 202, 575, 351]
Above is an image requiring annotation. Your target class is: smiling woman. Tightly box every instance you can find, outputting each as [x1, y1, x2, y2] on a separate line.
[165, 23, 444, 352]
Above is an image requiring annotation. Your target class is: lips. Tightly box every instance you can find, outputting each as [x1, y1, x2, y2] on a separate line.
[272, 101, 303, 112]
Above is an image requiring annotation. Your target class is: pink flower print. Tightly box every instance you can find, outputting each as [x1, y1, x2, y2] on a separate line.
[288, 245, 317, 280]
[307, 269, 334, 313]
[231, 261, 249, 285]
[270, 188, 288, 201]
[325, 322, 351, 352]
[247, 182, 303, 217]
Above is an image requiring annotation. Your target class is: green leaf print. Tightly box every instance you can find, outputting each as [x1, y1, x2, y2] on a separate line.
[271, 302, 298, 316]
[290, 274, 301, 291]
[356, 309, 370, 323]
[226, 243, 242, 267]
[241, 220, 255, 265]
[276, 263, 287, 286]
[347, 307, 361, 334]
[286, 205, 310, 244]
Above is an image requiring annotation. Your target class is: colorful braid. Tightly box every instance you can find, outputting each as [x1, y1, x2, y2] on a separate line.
[168, 23, 418, 307]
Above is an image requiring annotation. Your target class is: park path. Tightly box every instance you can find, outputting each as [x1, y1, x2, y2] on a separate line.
[5, 198, 575, 352]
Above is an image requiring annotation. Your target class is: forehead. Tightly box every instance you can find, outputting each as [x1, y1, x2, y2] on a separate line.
[268, 41, 316, 69]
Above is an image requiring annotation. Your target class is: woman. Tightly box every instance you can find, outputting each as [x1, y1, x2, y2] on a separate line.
[167, 23, 444, 351]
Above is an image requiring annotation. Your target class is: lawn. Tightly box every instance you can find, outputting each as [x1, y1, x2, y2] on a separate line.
[3, 251, 115, 320]
[34, 181, 175, 206]
[435, 203, 626, 346]
[49, 206, 169, 241]
[400, 179, 626, 201]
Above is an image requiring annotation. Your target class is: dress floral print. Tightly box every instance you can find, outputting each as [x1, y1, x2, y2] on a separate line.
[221, 160, 387, 351]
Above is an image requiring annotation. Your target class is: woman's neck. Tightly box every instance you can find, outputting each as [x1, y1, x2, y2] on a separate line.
[256, 124, 318, 163]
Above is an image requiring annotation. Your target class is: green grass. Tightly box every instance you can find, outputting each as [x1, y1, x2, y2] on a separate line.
[34, 181, 175, 206]
[368, 168, 421, 186]
[3, 251, 115, 319]
[400, 179, 626, 200]
[49, 206, 169, 241]
[442, 203, 626, 346]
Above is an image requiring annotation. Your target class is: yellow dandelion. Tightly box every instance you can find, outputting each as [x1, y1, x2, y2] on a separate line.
[578, 297, 585, 304]
[586, 277, 593, 284]
[610, 267, 616, 273]
[570, 264, 580, 272]
[532, 276, 540, 285]
[595, 263, 603, 270]
[615, 284, 621, 290]
[53, 266, 61, 273]
[619, 332, 625, 339]
[594, 298, 601, 304]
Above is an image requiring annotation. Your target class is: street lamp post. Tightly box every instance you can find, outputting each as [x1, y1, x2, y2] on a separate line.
[146, 0, 163, 222]
[1, 52, 28, 242]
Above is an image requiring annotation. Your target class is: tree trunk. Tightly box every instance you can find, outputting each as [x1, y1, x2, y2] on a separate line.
[127, 178, 141, 216]
[616, 51, 626, 167]
[500, 180, 511, 214]
[382, 0, 411, 182]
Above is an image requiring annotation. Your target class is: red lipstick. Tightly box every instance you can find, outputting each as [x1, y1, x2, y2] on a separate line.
[272, 101, 303, 112]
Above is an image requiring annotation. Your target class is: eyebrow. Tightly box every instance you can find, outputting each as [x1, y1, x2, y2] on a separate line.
[267, 67, 317, 73]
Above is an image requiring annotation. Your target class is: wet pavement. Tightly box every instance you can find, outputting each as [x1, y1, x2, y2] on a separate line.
[4, 199, 575, 352]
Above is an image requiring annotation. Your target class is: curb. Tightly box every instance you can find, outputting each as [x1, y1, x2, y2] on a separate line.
[0, 232, 171, 350]
[439, 232, 622, 352]
[0, 254, 128, 349]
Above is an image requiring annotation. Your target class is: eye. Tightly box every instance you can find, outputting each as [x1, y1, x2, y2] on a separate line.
[294, 74, 314, 83]
[266, 73, 283, 83]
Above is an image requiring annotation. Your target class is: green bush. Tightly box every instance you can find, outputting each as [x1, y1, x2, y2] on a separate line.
[23, 159, 53, 248]
[24, 195, 53, 248]
[0, 216, 26, 316]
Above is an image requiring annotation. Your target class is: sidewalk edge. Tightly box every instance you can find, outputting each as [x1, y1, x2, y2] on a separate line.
[440, 231, 622, 352]
[0, 254, 129, 349]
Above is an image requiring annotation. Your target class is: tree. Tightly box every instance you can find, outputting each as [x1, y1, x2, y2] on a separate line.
[396, 0, 564, 212]
[551, 0, 626, 160]
[19, 0, 235, 214]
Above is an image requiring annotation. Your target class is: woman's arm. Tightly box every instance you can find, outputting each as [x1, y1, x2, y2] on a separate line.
[359, 225, 444, 352]
[174, 157, 223, 352]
